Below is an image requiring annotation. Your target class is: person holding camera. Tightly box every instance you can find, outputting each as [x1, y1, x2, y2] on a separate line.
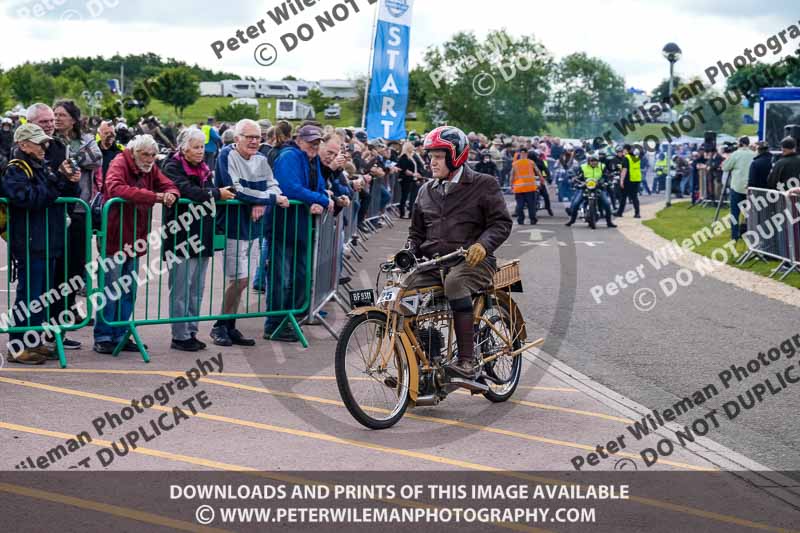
[2, 124, 81, 364]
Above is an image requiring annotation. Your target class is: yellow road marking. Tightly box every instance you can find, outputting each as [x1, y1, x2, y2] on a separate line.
[0, 421, 550, 533]
[0, 374, 707, 472]
[0, 406, 789, 532]
[195, 376, 707, 471]
[0, 420, 257, 471]
[449, 389, 632, 423]
[0, 367, 578, 392]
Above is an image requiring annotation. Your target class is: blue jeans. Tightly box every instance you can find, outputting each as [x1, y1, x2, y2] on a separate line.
[253, 236, 271, 289]
[730, 190, 747, 240]
[557, 176, 573, 202]
[679, 174, 691, 196]
[9, 257, 56, 344]
[94, 258, 137, 344]
[380, 185, 391, 210]
[264, 210, 309, 334]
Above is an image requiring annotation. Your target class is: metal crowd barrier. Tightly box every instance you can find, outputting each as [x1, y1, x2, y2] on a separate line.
[94, 198, 314, 359]
[341, 200, 364, 275]
[738, 187, 798, 279]
[3, 189, 400, 366]
[304, 210, 349, 338]
[0, 197, 93, 367]
[364, 176, 395, 228]
[386, 173, 401, 217]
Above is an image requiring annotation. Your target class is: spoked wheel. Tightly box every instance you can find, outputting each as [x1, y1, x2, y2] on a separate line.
[476, 301, 522, 402]
[335, 311, 411, 429]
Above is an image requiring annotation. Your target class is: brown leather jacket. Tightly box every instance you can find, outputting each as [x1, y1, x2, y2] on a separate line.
[408, 165, 512, 264]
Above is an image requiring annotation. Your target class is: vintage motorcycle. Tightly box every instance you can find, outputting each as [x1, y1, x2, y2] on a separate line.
[336, 248, 543, 430]
[571, 176, 611, 230]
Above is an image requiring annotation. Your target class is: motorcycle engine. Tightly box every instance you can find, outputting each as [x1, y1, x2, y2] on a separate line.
[417, 326, 444, 361]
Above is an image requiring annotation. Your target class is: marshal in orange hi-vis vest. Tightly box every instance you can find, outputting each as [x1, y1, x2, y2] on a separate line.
[512, 159, 538, 193]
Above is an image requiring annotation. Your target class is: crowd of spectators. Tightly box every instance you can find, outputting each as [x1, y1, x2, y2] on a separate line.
[0, 103, 439, 364]
[2, 100, 798, 364]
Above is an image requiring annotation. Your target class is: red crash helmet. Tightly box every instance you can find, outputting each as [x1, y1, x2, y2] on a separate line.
[423, 126, 469, 172]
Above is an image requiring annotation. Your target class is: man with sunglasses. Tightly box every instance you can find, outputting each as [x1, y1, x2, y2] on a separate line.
[1, 124, 81, 364]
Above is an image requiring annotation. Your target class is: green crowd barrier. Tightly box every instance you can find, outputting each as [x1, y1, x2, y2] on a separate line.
[94, 197, 314, 362]
[0, 197, 94, 368]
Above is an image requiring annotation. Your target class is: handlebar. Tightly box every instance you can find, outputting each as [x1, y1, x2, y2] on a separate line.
[416, 247, 467, 270]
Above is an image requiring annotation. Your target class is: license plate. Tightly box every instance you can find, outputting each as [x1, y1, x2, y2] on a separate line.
[349, 289, 375, 308]
[377, 287, 401, 305]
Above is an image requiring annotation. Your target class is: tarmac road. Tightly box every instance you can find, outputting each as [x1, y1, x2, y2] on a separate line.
[0, 195, 799, 531]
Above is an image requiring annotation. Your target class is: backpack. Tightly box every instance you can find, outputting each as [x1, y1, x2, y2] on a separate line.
[1, 158, 33, 241]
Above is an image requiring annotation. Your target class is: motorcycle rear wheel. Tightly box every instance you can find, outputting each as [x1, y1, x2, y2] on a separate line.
[477, 301, 523, 403]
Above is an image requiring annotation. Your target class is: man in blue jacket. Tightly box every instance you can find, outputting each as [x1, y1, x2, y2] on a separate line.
[265, 124, 333, 343]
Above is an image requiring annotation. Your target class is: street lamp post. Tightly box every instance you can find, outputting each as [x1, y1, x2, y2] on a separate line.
[662, 42, 682, 207]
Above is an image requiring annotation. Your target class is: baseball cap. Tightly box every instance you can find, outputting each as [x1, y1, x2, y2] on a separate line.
[14, 123, 52, 144]
[780, 136, 797, 150]
[258, 119, 272, 132]
[296, 124, 323, 142]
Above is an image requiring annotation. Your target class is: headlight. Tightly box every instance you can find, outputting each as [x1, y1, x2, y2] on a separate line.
[585, 179, 597, 189]
[394, 249, 417, 272]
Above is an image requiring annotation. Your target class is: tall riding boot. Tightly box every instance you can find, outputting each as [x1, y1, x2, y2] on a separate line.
[451, 311, 476, 378]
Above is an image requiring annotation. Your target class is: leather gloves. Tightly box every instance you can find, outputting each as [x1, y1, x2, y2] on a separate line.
[465, 243, 487, 267]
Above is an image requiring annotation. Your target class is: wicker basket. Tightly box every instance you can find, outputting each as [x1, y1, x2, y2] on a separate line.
[493, 260, 521, 289]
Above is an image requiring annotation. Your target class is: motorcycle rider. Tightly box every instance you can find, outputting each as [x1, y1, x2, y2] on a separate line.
[554, 144, 579, 202]
[565, 153, 617, 228]
[406, 126, 512, 379]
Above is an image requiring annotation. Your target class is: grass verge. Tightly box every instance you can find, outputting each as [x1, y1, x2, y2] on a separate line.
[643, 201, 800, 289]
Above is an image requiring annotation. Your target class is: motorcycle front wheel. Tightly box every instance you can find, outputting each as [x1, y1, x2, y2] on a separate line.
[335, 311, 411, 430]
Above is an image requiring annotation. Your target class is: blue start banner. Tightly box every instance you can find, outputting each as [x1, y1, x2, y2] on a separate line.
[365, 0, 415, 141]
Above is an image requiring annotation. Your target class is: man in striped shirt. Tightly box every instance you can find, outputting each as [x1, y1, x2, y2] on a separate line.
[210, 119, 289, 347]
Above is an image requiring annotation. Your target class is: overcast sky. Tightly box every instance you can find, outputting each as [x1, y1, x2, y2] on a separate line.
[2, 0, 799, 94]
